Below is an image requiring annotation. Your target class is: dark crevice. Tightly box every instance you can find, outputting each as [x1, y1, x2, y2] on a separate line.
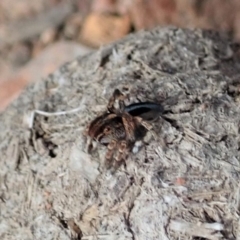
[48, 147, 57, 158]
[30, 117, 58, 158]
[15, 151, 22, 170]
[123, 203, 135, 240]
[58, 217, 68, 229]
[161, 116, 182, 131]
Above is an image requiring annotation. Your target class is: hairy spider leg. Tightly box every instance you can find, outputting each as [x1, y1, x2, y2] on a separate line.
[86, 114, 107, 153]
[112, 140, 129, 170]
[135, 116, 158, 140]
[107, 89, 126, 113]
[87, 112, 117, 152]
[105, 139, 129, 171]
[105, 139, 117, 168]
[116, 140, 128, 162]
[121, 112, 141, 142]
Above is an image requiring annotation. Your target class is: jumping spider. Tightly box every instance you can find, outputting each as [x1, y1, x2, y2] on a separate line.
[86, 89, 163, 169]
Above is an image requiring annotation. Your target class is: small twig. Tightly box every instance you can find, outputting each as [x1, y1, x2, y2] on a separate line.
[34, 106, 84, 117]
[27, 106, 84, 128]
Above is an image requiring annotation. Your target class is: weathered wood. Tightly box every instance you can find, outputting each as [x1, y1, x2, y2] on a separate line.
[1, 27, 240, 239]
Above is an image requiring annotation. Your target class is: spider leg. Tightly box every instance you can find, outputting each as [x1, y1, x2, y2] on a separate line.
[112, 140, 128, 170]
[121, 113, 138, 142]
[105, 139, 117, 168]
[134, 116, 158, 140]
[116, 140, 128, 161]
[107, 89, 126, 113]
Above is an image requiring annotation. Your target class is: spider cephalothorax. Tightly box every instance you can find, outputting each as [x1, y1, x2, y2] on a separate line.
[86, 89, 163, 169]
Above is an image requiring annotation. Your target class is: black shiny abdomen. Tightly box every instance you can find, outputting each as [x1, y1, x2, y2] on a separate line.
[125, 102, 164, 121]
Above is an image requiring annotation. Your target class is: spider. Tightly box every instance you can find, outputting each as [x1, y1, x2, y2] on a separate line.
[86, 89, 163, 169]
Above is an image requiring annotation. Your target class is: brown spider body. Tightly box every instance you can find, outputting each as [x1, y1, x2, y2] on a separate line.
[86, 89, 163, 169]
[88, 113, 126, 145]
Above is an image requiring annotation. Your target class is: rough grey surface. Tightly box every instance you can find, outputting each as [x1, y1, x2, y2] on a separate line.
[1, 27, 240, 240]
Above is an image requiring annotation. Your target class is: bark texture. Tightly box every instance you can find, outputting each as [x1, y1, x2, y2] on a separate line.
[1, 27, 240, 240]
